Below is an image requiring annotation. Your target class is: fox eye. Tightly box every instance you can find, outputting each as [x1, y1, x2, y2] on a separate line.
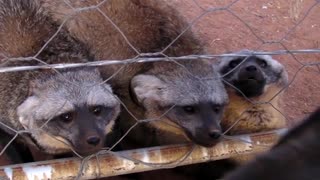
[182, 106, 196, 114]
[90, 105, 104, 116]
[259, 59, 267, 68]
[59, 112, 73, 123]
[229, 59, 242, 69]
[212, 106, 221, 113]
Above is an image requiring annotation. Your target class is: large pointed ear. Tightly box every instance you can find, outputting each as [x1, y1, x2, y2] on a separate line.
[17, 96, 40, 130]
[131, 74, 167, 106]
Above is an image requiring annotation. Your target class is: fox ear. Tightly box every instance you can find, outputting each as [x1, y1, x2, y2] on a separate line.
[17, 96, 40, 129]
[131, 74, 167, 106]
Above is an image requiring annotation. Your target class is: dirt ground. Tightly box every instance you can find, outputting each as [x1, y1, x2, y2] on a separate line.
[166, 0, 320, 126]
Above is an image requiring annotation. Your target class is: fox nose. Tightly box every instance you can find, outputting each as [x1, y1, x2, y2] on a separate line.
[246, 65, 257, 72]
[208, 130, 221, 139]
[86, 136, 101, 146]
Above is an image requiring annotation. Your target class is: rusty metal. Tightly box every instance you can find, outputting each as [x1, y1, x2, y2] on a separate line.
[0, 129, 287, 180]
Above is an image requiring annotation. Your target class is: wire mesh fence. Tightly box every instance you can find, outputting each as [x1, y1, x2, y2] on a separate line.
[0, 0, 319, 179]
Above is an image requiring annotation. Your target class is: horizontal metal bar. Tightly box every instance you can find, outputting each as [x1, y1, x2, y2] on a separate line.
[0, 128, 287, 180]
[1, 49, 320, 73]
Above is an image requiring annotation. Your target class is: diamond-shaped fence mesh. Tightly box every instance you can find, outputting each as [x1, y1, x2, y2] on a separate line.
[0, 0, 319, 179]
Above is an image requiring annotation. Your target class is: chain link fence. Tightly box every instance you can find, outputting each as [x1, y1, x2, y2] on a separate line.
[0, 0, 319, 179]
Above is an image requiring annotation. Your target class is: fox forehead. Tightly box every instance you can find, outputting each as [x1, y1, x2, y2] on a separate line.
[157, 83, 228, 107]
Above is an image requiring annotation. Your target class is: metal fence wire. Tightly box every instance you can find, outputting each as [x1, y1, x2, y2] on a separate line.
[0, 0, 319, 179]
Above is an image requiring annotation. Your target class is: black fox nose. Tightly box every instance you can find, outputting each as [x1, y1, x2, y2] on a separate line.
[86, 136, 100, 146]
[246, 65, 257, 72]
[208, 130, 221, 139]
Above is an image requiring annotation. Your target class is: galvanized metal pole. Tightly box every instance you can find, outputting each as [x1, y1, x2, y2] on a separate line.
[0, 129, 287, 180]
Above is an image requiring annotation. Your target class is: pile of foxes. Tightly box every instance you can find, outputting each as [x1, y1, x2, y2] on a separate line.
[0, 0, 318, 179]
